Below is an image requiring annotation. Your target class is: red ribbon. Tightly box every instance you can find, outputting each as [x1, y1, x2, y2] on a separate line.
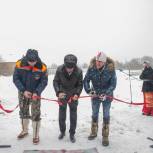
[0, 104, 19, 113]
[0, 97, 62, 113]
[106, 96, 145, 105]
[68, 95, 145, 105]
[0, 95, 145, 113]
[37, 97, 63, 106]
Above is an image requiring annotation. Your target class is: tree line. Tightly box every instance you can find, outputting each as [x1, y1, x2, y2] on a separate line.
[48, 56, 153, 70]
[115, 56, 153, 70]
[0, 55, 153, 76]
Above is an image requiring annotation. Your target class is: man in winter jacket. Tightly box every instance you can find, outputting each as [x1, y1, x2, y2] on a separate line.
[53, 54, 83, 143]
[13, 49, 48, 144]
[83, 52, 117, 146]
[140, 61, 153, 116]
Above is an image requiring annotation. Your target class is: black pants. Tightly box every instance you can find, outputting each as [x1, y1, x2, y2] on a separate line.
[59, 100, 78, 135]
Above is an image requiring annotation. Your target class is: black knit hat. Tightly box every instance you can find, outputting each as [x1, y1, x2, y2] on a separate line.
[26, 49, 39, 62]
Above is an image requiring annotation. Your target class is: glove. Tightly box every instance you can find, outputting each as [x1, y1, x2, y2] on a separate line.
[23, 91, 32, 99]
[72, 94, 79, 101]
[58, 92, 66, 99]
[99, 94, 106, 101]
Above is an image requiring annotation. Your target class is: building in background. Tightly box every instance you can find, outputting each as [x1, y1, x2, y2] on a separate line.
[0, 62, 15, 76]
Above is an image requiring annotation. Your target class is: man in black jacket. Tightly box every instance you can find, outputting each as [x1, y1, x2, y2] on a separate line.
[53, 54, 83, 143]
[13, 49, 48, 144]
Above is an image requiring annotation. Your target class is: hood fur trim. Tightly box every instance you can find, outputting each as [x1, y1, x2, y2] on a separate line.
[89, 57, 115, 71]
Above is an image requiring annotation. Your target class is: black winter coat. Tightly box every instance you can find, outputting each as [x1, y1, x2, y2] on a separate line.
[139, 67, 153, 92]
[13, 57, 48, 95]
[53, 64, 83, 98]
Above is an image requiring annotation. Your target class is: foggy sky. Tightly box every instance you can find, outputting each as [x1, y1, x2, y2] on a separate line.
[0, 0, 153, 65]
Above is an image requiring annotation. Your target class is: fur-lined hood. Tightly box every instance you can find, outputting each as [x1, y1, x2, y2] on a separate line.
[89, 56, 115, 71]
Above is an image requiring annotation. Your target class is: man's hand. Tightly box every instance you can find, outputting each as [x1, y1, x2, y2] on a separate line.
[32, 93, 38, 101]
[88, 90, 97, 97]
[99, 94, 106, 101]
[72, 94, 79, 101]
[23, 91, 32, 99]
[58, 92, 66, 99]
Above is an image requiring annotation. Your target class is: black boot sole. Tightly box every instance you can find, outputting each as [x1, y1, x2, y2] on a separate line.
[88, 136, 97, 140]
[70, 135, 76, 143]
[102, 143, 109, 146]
[70, 138, 76, 143]
[58, 133, 65, 140]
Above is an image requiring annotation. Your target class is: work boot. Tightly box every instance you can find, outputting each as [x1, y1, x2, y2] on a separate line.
[102, 123, 109, 146]
[88, 121, 98, 140]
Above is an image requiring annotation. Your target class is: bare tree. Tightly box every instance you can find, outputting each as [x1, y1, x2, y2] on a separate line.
[82, 63, 88, 69]
[50, 63, 58, 69]
[141, 56, 153, 67]
[116, 56, 153, 70]
[115, 60, 124, 70]
[0, 55, 3, 62]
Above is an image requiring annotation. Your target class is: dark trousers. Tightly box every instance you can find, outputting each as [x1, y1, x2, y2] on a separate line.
[59, 100, 78, 135]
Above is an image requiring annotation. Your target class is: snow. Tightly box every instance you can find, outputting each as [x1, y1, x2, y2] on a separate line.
[0, 71, 153, 153]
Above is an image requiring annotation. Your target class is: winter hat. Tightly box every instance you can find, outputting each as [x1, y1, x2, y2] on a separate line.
[96, 51, 107, 62]
[26, 49, 39, 61]
[143, 61, 150, 66]
[64, 54, 77, 68]
[143, 61, 150, 65]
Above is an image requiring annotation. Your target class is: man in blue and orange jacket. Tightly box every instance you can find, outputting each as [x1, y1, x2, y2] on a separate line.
[13, 49, 48, 144]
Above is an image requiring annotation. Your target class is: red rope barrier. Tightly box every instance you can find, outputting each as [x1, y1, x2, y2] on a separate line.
[106, 96, 144, 105]
[0, 95, 144, 113]
[0, 104, 19, 113]
[69, 95, 145, 105]
[0, 97, 62, 113]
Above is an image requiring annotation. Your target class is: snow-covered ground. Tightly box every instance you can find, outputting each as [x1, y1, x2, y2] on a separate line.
[0, 71, 153, 153]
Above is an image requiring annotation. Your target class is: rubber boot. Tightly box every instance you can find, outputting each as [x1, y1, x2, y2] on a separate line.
[17, 119, 29, 139]
[32, 121, 40, 145]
